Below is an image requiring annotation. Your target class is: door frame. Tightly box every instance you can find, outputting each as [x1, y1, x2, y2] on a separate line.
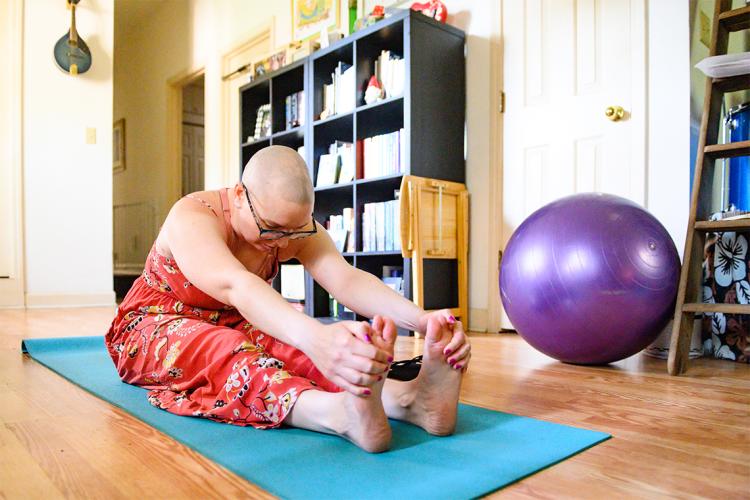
[0, 0, 25, 308]
[487, 0, 504, 332]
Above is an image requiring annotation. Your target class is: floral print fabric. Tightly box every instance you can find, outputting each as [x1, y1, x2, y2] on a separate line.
[702, 229, 750, 363]
[105, 245, 341, 428]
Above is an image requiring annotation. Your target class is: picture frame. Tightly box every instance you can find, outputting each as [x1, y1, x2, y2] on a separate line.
[113, 118, 126, 173]
[292, 0, 340, 42]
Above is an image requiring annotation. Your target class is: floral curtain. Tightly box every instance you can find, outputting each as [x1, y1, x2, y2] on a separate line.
[702, 229, 750, 362]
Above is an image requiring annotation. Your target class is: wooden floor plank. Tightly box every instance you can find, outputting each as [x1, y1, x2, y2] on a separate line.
[1, 307, 748, 499]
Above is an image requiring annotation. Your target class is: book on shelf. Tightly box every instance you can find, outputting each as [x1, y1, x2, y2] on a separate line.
[382, 265, 404, 296]
[280, 264, 306, 301]
[361, 194, 401, 253]
[285, 90, 305, 129]
[326, 208, 355, 253]
[316, 153, 341, 187]
[361, 128, 405, 179]
[252, 104, 271, 141]
[316, 141, 355, 186]
[320, 61, 355, 119]
[373, 50, 405, 101]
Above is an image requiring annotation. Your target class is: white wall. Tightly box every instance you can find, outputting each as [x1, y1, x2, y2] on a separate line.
[647, 0, 690, 256]
[23, 0, 115, 307]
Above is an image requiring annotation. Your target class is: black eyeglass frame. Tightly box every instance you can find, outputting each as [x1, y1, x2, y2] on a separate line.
[242, 182, 317, 240]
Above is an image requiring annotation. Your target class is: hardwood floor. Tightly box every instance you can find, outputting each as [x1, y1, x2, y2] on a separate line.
[1, 307, 748, 499]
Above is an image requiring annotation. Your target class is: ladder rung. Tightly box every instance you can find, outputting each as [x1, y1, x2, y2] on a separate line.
[713, 74, 750, 93]
[695, 219, 750, 231]
[718, 6, 750, 32]
[704, 140, 750, 158]
[683, 303, 750, 315]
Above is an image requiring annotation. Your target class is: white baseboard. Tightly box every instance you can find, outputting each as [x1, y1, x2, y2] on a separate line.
[25, 291, 116, 309]
[469, 307, 488, 333]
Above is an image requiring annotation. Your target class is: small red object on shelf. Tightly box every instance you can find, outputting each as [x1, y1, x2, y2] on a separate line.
[410, 0, 447, 23]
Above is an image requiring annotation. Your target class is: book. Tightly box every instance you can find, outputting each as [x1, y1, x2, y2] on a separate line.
[285, 90, 305, 129]
[316, 153, 340, 187]
[280, 264, 305, 301]
[252, 104, 271, 140]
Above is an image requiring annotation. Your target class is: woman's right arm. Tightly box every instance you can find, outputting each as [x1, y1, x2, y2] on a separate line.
[163, 200, 390, 394]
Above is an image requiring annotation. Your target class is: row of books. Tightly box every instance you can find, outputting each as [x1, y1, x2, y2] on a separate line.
[362, 196, 401, 253]
[252, 104, 271, 141]
[363, 129, 405, 179]
[316, 141, 355, 187]
[321, 61, 356, 120]
[374, 50, 405, 101]
[285, 91, 305, 130]
[326, 208, 355, 253]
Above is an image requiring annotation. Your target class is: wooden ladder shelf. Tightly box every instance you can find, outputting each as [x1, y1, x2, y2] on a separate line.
[668, 0, 750, 375]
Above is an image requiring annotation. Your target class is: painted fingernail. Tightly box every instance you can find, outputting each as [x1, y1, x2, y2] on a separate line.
[455, 364, 462, 370]
[387, 356, 394, 363]
[448, 358, 455, 365]
[444, 348, 453, 356]
[377, 375, 382, 381]
[363, 389, 371, 396]
[448, 315, 456, 323]
[365, 334, 372, 343]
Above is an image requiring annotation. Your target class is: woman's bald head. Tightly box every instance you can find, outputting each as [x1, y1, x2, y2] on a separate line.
[242, 146, 313, 206]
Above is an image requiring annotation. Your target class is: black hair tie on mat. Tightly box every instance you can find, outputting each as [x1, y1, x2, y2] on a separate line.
[387, 355, 422, 381]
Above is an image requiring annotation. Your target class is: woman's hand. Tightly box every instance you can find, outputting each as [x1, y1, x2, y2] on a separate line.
[302, 321, 393, 396]
[417, 310, 471, 372]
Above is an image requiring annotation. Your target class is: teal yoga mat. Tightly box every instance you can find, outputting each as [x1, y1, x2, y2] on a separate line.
[21, 336, 610, 499]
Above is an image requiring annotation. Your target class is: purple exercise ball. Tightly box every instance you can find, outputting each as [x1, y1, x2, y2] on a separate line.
[499, 193, 680, 365]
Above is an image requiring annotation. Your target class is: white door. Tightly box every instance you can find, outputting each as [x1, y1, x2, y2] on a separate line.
[501, 0, 646, 327]
[182, 124, 205, 196]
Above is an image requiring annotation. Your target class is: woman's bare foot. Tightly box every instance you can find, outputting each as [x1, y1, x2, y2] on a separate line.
[338, 316, 397, 452]
[383, 321, 462, 436]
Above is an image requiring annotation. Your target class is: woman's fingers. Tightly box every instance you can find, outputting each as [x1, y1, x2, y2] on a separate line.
[346, 333, 391, 364]
[344, 353, 389, 375]
[336, 366, 381, 388]
[442, 320, 467, 357]
[446, 341, 471, 369]
[459, 353, 471, 373]
[341, 320, 374, 344]
[332, 375, 373, 397]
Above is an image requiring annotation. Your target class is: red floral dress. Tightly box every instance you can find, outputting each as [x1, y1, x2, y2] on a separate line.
[105, 189, 341, 429]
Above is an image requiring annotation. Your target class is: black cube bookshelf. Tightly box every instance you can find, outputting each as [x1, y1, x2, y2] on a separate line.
[239, 9, 466, 331]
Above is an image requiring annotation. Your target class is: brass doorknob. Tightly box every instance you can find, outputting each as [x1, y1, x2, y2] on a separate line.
[605, 105, 625, 121]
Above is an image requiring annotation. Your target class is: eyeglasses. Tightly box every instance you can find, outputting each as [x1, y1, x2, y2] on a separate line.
[242, 182, 317, 240]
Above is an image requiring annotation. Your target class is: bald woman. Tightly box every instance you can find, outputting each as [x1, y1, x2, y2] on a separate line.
[105, 145, 471, 452]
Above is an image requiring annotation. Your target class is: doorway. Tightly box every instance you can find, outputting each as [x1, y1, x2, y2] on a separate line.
[181, 75, 205, 195]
